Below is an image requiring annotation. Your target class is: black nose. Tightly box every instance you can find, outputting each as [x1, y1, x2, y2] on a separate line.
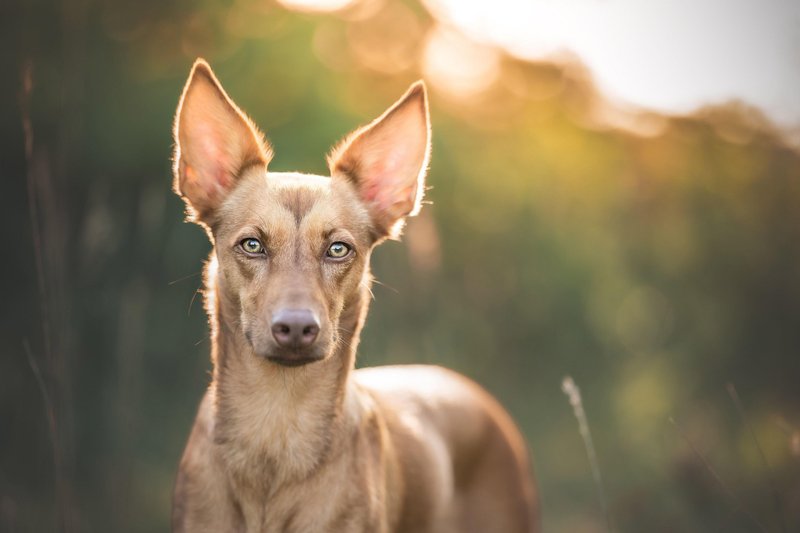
[271, 309, 320, 349]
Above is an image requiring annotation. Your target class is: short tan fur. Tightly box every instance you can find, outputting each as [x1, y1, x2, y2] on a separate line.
[171, 59, 540, 533]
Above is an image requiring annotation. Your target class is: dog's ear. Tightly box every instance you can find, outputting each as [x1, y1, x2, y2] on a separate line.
[328, 81, 431, 239]
[173, 59, 271, 224]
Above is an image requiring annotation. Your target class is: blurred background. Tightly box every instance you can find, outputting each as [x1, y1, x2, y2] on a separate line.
[2, 0, 800, 531]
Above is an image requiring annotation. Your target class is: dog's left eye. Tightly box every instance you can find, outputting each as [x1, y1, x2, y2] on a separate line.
[240, 238, 265, 255]
[326, 242, 352, 259]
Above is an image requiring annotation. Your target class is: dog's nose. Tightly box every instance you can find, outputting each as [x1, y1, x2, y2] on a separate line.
[271, 309, 320, 349]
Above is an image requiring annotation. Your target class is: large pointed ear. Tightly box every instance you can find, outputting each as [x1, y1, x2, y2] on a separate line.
[173, 59, 271, 224]
[328, 81, 431, 239]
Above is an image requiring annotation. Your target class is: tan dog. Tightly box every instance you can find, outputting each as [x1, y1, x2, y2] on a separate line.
[171, 59, 539, 533]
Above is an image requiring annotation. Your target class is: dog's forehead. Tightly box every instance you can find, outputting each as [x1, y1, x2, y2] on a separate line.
[268, 172, 330, 223]
[219, 170, 370, 236]
[268, 171, 331, 189]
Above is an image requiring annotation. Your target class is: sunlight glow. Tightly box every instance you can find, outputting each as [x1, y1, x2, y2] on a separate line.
[422, 27, 500, 98]
[347, 2, 421, 74]
[424, 0, 800, 130]
[276, 0, 357, 13]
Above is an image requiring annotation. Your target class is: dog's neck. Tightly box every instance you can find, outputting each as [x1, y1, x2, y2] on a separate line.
[202, 254, 371, 489]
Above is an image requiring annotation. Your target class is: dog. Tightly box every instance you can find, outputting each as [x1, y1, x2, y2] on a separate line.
[171, 59, 540, 532]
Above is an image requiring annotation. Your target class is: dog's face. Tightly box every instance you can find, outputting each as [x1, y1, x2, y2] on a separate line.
[173, 60, 430, 367]
[208, 171, 374, 367]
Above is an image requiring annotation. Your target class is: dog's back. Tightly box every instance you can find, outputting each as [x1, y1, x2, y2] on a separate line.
[356, 365, 538, 532]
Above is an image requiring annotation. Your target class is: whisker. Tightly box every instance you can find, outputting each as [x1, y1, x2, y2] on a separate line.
[372, 278, 399, 294]
[188, 287, 202, 316]
[194, 335, 209, 346]
[168, 271, 202, 286]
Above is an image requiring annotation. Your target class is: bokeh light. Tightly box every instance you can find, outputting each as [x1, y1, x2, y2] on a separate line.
[277, 0, 358, 13]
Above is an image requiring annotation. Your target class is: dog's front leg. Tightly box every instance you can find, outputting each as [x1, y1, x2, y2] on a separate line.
[172, 391, 243, 532]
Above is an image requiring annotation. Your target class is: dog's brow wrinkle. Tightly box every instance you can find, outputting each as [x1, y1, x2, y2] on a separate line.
[280, 187, 318, 226]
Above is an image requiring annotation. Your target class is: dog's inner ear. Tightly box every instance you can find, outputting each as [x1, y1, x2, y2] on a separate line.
[173, 60, 271, 222]
[328, 82, 430, 239]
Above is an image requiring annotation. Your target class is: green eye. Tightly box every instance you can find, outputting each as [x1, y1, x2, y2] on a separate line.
[241, 238, 264, 255]
[326, 241, 352, 259]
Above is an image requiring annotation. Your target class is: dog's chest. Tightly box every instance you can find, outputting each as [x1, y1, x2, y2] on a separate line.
[231, 450, 380, 533]
[214, 362, 343, 481]
[217, 389, 389, 532]
[216, 397, 334, 486]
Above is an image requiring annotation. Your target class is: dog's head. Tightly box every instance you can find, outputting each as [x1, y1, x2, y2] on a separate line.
[173, 60, 430, 367]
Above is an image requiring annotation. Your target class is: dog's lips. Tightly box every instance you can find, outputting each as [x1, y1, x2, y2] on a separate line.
[264, 339, 328, 366]
[251, 341, 326, 366]
[266, 355, 323, 368]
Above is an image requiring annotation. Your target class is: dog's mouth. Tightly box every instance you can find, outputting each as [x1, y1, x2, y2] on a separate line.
[244, 330, 329, 368]
[257, 344, 327, 368]
[267, 357, 323, 368]
[266, 354, 324, 367]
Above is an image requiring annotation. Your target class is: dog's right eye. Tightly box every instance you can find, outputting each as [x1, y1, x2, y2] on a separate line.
[240, 238, 265, 255]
